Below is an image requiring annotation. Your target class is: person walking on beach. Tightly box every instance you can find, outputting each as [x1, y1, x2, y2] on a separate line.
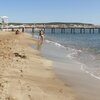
[37, 30, 45, 50]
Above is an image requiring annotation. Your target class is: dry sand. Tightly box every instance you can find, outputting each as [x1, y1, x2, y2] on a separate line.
[0, 31, 76, 100]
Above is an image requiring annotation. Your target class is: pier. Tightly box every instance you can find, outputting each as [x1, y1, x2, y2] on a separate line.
[23, 24, 100, 34]
[1, 23, 100, 34]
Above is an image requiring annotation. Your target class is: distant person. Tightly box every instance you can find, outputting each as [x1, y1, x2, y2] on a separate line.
[22, 28, 24, 32]
[12, 28, 14, 31]
[15, 30, 20, 35]
[37, 30, 45, 50]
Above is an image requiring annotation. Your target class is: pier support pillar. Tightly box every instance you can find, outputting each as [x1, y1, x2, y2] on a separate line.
[73, 28, 75, 34]
[61, 28, 65, 33]
[83, 28, 85, 34]
[80, 28, 82, 34]
[71, 28, 73, 33]
[51, 28, 55, 33]
[89, 29, 91, 34]
[32, 28, 34, 33]
[71, 28, 75, 34]
[92, 28, 94, 34]
[98, 28, 100, 33]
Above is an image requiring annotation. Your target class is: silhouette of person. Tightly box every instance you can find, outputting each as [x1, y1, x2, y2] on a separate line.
[37, 30, 45, 50]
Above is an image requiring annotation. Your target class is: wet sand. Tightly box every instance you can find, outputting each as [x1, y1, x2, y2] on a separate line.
[0, 31, 76, 100]
[53, 60, 100, 100]
[41, 42, 100, 100]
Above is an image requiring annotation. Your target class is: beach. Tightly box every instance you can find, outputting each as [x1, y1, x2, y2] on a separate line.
[0, 31, 76, 100]
[41, 39, 100, 100]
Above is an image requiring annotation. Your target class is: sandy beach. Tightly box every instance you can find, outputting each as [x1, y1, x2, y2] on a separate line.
[0, 31, 76, 100]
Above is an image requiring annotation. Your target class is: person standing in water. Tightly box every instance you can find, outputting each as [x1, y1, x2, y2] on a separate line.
[37, 30, 45, 50]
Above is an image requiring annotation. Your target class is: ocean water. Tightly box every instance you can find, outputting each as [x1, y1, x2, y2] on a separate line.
[26, 28, 100, 80]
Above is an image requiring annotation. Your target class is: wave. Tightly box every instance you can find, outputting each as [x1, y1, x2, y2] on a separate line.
[45, 40, 66, 49]
[45, 39, 100, 81]
[80, 64, 100, 80]
[45, 39, 83, 60]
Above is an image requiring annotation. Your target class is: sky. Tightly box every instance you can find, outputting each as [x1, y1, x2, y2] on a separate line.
[0, 0, 100, 24]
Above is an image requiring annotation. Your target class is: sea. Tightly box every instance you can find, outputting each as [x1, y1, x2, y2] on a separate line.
[26, 28, 100, 80]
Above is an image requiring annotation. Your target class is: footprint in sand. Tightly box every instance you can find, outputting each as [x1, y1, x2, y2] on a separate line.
[0, 83, 4, 92]
[20, 74, 23, 77]
[59, 89, 63, 93]
[20, 69, 23, 78]
[20, 70, 23, 73]
[0, 81, 9, 100]
[5, 96, 16, 100]
[27, 86, 31, 91]
[28, 94, 32, 100]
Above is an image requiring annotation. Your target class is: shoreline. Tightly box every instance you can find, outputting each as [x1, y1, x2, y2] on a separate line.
[0, 31, 76, 100]
[53, 60, 100, 100]
[40, 41, 100, 100]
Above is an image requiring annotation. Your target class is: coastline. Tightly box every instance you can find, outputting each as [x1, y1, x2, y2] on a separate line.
[0, 31, 76, 100]
[41, 41, 100, 100]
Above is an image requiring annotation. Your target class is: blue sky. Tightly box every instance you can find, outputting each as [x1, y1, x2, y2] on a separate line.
[0, 0, 100, 24]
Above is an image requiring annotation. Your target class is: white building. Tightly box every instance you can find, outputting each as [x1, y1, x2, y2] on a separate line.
[0, 16, 8, 30]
